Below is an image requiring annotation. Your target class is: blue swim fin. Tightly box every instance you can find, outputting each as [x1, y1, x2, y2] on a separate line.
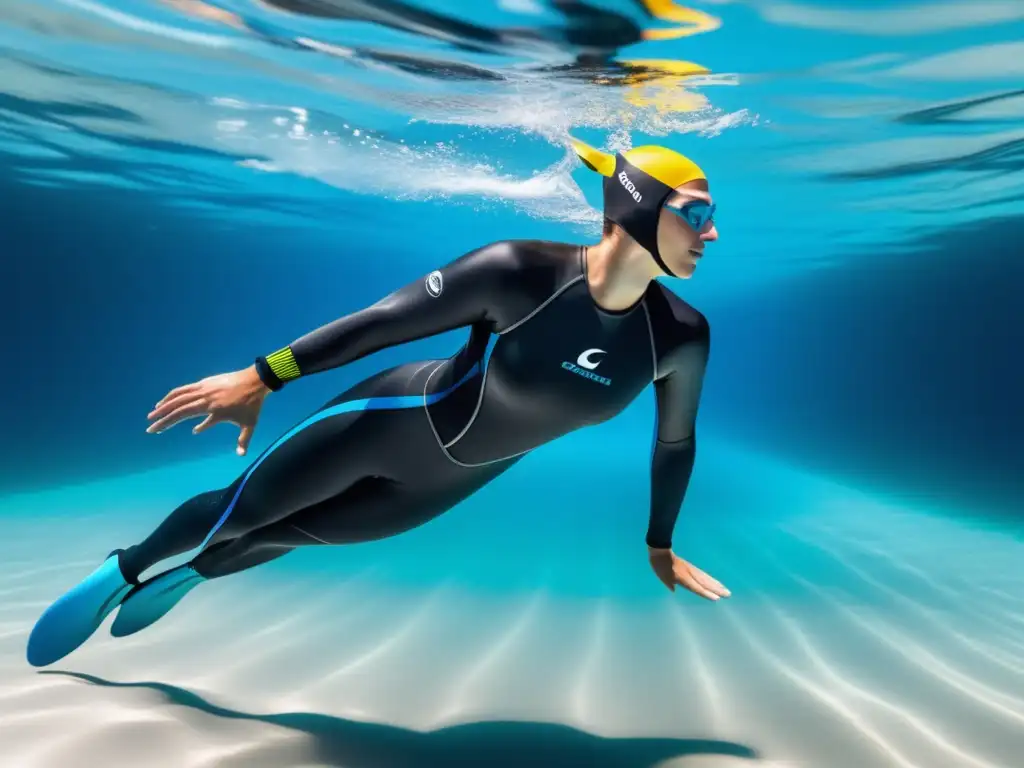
[27, 551, 133, 667]
[109, 564, 205, 638]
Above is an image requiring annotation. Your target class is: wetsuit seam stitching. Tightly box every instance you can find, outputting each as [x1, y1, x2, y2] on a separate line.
[427, 270, 584, 464]
[423, 357, 530, 468]
[422, 361, 454, 456]
[291, 523, 330, 544]
[423, 361, 478, 468]
[497, 274, 584, 336]
[407, 359, 438, 389]
[657, 435, 694, 446]
[425, 266, 586, 466]
[443, 342, 492, 448]
[641, 299, 659, 380]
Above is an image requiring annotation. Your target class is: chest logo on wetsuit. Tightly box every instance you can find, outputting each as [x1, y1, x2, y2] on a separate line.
[576, 348, 605, 370]
[562, 348, 611, 386]
[425, 270, 443, 297]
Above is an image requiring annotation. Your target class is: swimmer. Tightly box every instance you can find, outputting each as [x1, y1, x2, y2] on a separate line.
[27, 137, 730, 667]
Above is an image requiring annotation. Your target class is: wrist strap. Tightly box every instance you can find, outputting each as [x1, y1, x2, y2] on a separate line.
[254, 357, 282, 391]
[255, 346, 300, 391]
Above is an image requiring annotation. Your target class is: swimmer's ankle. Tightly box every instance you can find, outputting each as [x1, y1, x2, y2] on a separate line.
[112, 547, 141, 585]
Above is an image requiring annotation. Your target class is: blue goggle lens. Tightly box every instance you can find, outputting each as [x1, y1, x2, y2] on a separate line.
[669, 200, 715, 232]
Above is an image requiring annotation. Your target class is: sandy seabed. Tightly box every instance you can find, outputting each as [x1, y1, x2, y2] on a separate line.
[1, 444, 1022, 768]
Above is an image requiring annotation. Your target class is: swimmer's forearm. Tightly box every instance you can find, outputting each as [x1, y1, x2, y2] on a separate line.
[646, 435, 695, 549]
[646, 329, 708, 547]
[257, 303, 413, 388]
[255, 301, 450, 390]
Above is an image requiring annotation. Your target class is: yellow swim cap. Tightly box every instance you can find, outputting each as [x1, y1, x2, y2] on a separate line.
[570, 136, 707, 276]
[570, 137, 705, 188]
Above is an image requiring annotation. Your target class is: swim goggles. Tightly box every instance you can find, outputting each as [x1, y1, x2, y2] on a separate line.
[667, 199, 716, 233]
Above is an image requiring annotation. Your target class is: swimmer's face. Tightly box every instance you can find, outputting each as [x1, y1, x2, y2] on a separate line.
[656, 179, 718, 279]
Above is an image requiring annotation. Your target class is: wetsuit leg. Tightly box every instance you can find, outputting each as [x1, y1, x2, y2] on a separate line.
[120, 360, 515, 583]
[119, 481, 243, 583]
[116, 403, 371, 583]
[191, 462, 506, 579]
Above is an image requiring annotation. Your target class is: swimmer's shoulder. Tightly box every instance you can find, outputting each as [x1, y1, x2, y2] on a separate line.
[644, 281, 710, 364]
[470, 238, 583, 273]
[467, 238, 585, 293]
[458, 240, 586, 331]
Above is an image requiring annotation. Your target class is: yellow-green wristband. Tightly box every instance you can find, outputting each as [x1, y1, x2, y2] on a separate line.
[255, 346, 301, 391]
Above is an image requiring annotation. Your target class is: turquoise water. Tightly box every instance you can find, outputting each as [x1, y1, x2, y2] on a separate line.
[2, 2, 1023, 767]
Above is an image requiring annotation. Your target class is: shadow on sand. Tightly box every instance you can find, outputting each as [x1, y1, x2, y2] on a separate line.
[43, 671, 760, 767]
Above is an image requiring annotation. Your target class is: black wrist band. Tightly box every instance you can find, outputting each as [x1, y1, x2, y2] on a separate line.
[254, 356, 284, 391]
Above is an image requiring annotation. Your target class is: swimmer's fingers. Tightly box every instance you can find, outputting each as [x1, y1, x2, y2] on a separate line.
[192, 413, 219, 435]
[671, 560, 724, 601]
[146, 401, 210, 434]
[237, 424, 254, 456]
[675, 568, 721, 601]
[154, 382, 202, 410]
[687, 564, 731, 598]
[189, 414, 255, 456]
[148, 390, 204, 422]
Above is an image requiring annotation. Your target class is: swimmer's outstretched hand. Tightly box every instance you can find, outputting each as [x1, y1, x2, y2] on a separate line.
[146, 365, 270, 456]
[648, 547, 731, 601]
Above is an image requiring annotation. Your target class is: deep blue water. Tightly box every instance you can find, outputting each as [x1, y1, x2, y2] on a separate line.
[1, 2, 1023, 767]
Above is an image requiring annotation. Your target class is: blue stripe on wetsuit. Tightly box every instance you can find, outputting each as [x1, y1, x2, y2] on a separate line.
[197, 361, 482, 551]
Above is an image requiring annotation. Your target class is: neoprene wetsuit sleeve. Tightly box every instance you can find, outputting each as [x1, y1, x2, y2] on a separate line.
[254, 243, 515, 389]
[646, 323, 710, 549]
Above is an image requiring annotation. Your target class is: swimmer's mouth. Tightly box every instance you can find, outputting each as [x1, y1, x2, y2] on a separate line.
[688, 249, 703, 259]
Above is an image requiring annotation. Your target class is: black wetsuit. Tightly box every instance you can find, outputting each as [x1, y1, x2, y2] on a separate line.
[119, 241, 709, 582]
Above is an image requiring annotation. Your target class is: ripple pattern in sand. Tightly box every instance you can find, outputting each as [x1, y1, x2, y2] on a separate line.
[1, 449, 1022, 767]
